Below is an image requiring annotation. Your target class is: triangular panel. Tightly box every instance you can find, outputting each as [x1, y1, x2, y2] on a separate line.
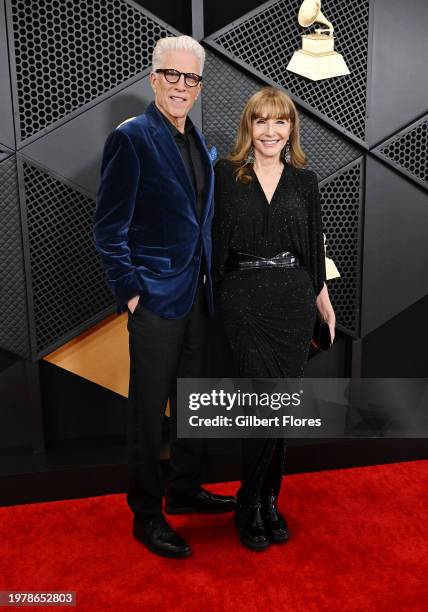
[6, 0, 177, 145]
[362, 156, 428, 337]
[0, 0, 15, 148]
[19, 158, 114, 357]
[21, 76, 154, 196]
[0, 155, 30, 358]
[206, 0, 369, 143]
[373, 116, 428, 191]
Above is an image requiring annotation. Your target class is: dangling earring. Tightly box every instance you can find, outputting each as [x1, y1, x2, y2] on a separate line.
[245, 146, 255, 165]
[282, 141, 291, 164]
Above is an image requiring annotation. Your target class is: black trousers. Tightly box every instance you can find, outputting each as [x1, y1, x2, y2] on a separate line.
[126, 280, 208, 523]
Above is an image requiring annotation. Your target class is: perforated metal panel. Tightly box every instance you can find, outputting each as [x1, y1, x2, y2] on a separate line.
[374, 115, 428, 190]
[207, 0, 369, 143]
[0, 146, 13, 162]
[202, 51, 360, 180]
[7, 0, 175, 143]
[319, 159, 363, 335]
[0, 0, 15, 149]
[21, 161, 113, 357]
[0, 155, 31, 358]
[362, 156, 428, 337]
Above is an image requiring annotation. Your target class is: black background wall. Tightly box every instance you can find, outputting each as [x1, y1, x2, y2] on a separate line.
[0, 0, 427, 505]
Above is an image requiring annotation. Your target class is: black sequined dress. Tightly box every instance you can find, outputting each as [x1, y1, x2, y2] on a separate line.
[212, 159, 326, 525]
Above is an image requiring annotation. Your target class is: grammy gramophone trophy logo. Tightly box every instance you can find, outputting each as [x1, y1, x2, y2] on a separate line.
[287, 0, 350, 81]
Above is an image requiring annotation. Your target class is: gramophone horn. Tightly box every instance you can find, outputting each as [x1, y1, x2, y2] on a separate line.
[298, 0, 320, 26]
[298, 0, 334, 33]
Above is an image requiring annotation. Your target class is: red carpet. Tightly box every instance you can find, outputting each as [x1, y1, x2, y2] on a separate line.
[1, 460, 427, 611]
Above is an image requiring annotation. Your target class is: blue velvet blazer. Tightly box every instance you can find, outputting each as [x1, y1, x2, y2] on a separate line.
[93, 102, 214, 317]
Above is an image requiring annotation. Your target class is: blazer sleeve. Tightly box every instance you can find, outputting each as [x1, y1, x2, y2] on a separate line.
[308, 171, 326, 297]
[212, 161, 234, 283]
[93, 129, 142, 312]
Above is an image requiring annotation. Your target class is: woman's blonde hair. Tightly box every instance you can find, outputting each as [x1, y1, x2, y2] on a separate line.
[228, 87, 306, 183]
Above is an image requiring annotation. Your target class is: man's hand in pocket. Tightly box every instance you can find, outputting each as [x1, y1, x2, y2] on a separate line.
[127, 295, 140, 314]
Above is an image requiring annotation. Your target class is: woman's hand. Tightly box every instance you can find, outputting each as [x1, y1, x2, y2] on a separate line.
[316, 284, 336, 344]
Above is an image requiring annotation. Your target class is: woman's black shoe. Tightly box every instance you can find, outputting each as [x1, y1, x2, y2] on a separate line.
[262, 495, 290, 544]
[236, 503, 270, 551]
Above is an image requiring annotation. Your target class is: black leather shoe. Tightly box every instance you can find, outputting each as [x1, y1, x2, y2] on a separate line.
[262, 495, 290, 544]
[133, 515, 191, 559]
[236, 502, 270, 551]
[165, 487, 236, 515]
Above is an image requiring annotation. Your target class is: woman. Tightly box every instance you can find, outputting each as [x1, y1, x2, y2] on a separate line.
[212, 87, 336, 551]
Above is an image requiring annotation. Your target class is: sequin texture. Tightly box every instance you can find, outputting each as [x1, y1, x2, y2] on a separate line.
[212, 158, 326, 379]
[212, 158, 327, 521]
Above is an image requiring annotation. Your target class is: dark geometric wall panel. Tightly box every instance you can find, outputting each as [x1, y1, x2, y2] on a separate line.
[0, 156, 30, 358]
[202, 51, 361, 180]
[133, 0, 192, 34]
[0, 146, 14, 163]
[22, 73, 203, 197]
[21, 76, 154, 196]
[319, 159, 363, 336]
[204, 0, 268, 37]
[207, 0, 369, 143]
[366, 0, 428, 148]
[21, 160, 113, 357]
[0, 0, 15, 149]
[6, 0, 175, 144]
[301, 115, 361, 181]
[362, 156, 428, 337]
[373, 116, 428, 191]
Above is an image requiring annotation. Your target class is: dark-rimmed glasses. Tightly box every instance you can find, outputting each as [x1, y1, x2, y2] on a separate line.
[155, 68, 202, 87]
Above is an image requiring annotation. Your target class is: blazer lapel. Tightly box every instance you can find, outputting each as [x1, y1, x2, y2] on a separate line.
[193, 127, 214, 224]
[146, 103, 196, 204]
[146, 102, 214, 223]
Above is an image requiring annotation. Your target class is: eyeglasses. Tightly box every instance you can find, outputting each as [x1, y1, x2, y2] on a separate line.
[155, 68, 202, 87]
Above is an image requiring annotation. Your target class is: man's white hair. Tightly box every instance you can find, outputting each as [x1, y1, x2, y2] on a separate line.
[152, 35, 205, 74]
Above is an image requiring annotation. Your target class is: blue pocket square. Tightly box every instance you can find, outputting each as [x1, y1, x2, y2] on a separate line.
[209, 145, 218, 163]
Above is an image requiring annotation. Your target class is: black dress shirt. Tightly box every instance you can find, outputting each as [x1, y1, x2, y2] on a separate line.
[160, 112, 207, 221]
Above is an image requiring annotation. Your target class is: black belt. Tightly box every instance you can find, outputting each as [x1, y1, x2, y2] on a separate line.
[226, 250, 301, 271]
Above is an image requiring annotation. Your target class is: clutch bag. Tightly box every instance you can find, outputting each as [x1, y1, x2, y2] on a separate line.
[311, 316, 332, 351]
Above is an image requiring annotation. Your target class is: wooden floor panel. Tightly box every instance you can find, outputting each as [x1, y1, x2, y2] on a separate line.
[44, 314, 129, 398]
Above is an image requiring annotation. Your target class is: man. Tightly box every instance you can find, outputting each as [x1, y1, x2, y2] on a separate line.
[93, 35, 235, 559]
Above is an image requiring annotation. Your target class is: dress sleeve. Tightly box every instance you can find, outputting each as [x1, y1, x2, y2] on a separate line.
[212, 161, 234, 283]
[308, 171, 326, 296]
[93, 129, 141, 312]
